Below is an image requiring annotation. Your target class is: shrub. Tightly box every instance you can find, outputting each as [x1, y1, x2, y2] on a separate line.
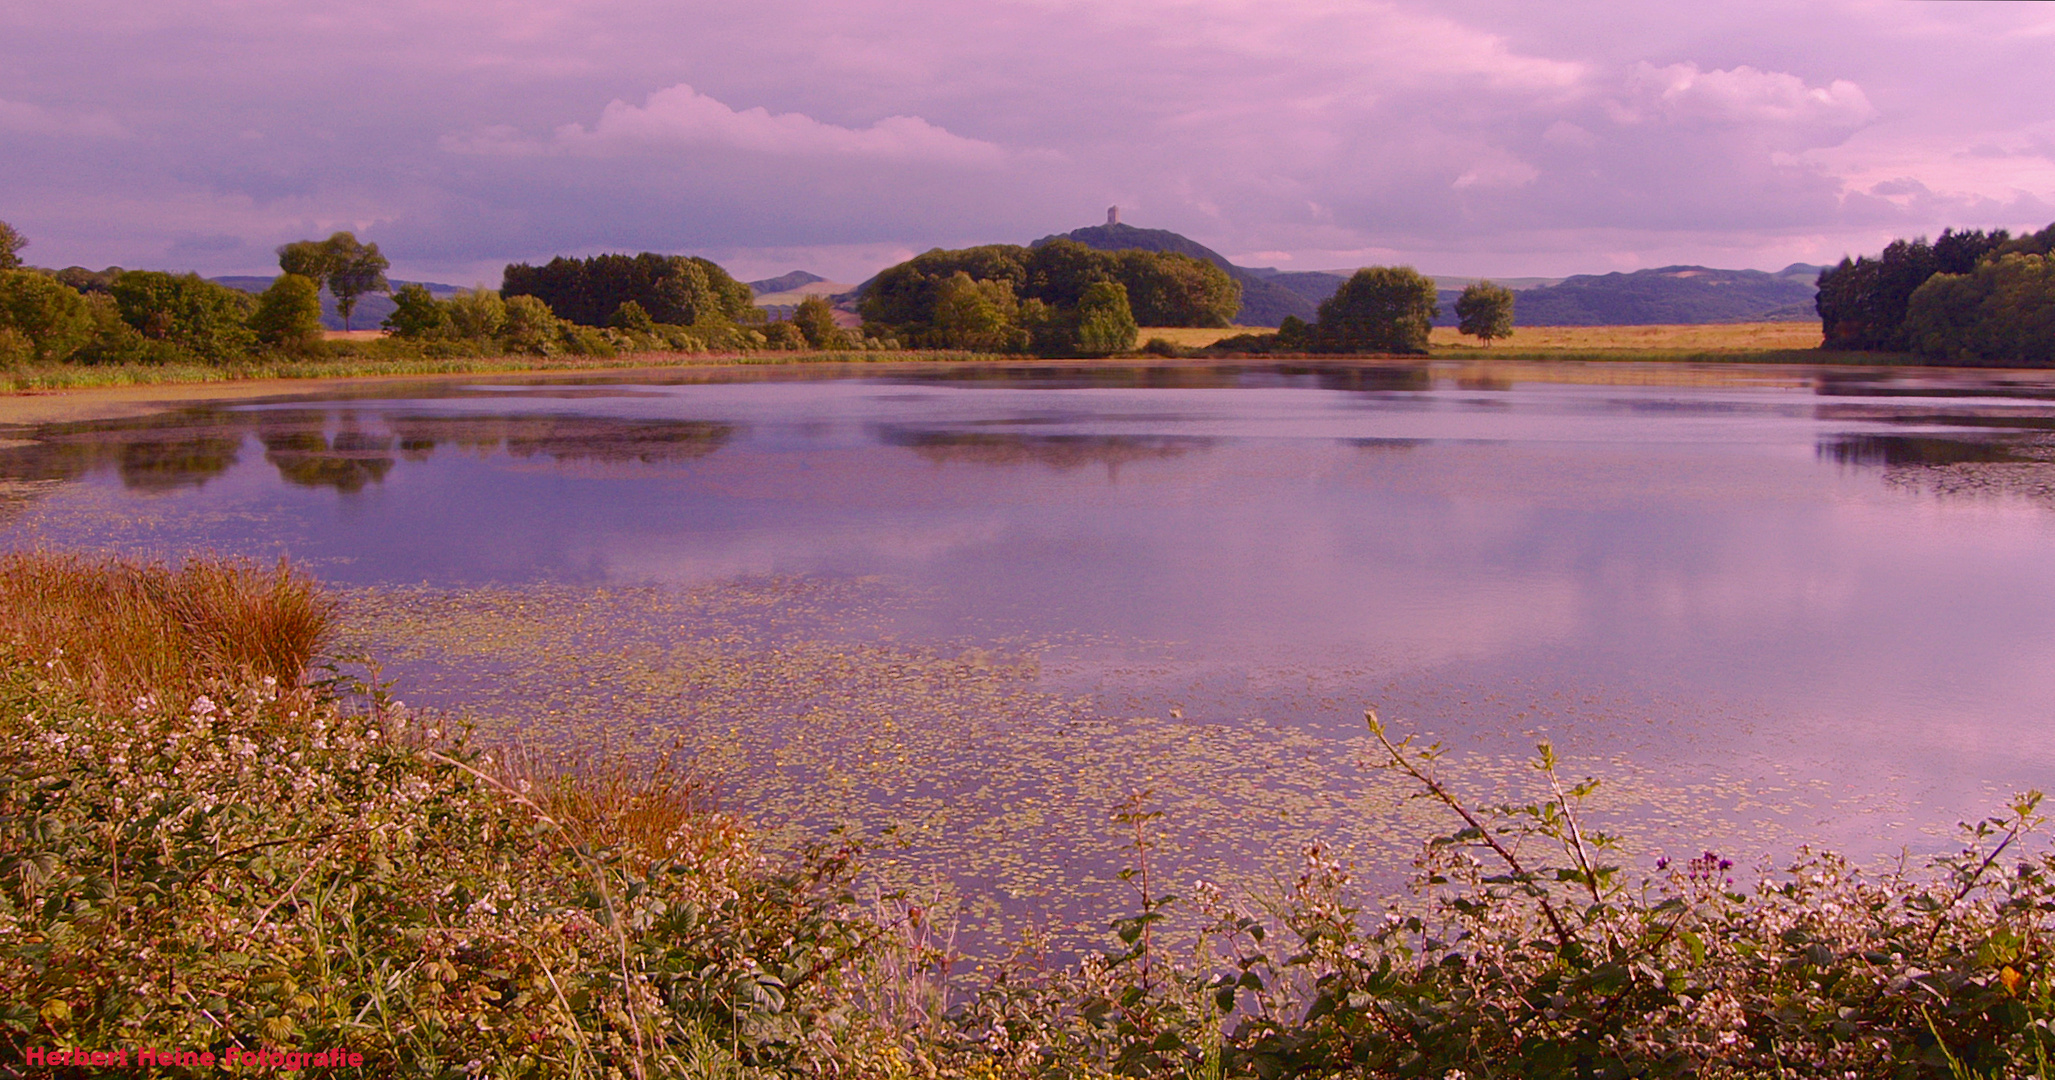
[381, 282, 452, 340]
[500, 294, 562, 355]
[1073, 279, 1137, 356]
[0, 270, 94, 361]
[446, 288, 507, 340]
[110, 270, 257, 363]
[251, 273, 328, 353]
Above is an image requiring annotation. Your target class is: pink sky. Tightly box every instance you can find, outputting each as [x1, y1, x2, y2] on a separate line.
[3, 0, 2052, 284]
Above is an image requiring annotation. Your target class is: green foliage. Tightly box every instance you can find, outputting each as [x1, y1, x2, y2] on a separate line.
[1114, 250, 1238, 328]
[760, 320, 808, 350]
[927, 272, 1029, 351]
[1315, 266, 1439, 354]
[250, 273, 328, 353]
[109, 270, 257, 363]
[279, 233, 390, 331]
[275, 239, 333, 282]
[861, 241, 1238, 349]
[502, 253, 754, 328]
[49, 266, 121, 294]
[321, 233, 390, 332]
[501, 293, 563, 355]
[609, 299, 657, 334]
[381, 282, 453, 341]
[0, 219, 25, 270]
[1905, 254, 2055, 366]
[446, 288, 507, 340]
[1455, 280, 1516, 343]
[1073, 279, 1137, 356]
[1818, 228, 2013, 351]
[0, 270, 95, 362]
[791, 295, 849, 349]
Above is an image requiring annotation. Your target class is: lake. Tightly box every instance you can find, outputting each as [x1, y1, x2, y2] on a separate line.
[7, 358, 2055, 949]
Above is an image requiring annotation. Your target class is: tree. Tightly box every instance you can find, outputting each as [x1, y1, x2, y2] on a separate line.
[1455, 281, 1515, 344]
[321, 233, 389, 331]
[1315, 267, 1439, 354]
[276, 240, 332, 283]
[1904, 253, 2055, 366]
[1073, 279, 1137, 356]
[383, 283, 451, 340]
[501, 253, 754, 328]
[0, 220, 26, 270]
[0, 269, 94, 361]
[250, 273, 327, 352]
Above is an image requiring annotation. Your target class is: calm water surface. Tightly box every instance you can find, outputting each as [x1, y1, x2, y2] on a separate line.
[8, 360, 2055, 936]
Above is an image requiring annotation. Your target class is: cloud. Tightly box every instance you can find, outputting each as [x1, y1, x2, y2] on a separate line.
[447, 83, 1010, 167]
[1622, 62, 1874, 132]
[0, 97, 125, 138]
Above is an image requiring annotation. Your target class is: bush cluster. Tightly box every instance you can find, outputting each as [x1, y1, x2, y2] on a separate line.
[858, 239, 1235, 355]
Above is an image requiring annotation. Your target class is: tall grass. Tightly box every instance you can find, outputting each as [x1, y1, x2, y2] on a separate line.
[0, 550, 333, 707]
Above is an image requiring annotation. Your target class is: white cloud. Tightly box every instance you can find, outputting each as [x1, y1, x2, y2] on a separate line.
[1622, 62, 1874, 132]
[447, 83, 1010, 167]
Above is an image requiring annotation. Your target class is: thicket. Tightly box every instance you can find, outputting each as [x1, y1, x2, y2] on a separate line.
[1818, 223, 2055, 363]
[858, 239, 1236, 354]
[10, 554, 2055, 1077]
[501, 253, 756, 329]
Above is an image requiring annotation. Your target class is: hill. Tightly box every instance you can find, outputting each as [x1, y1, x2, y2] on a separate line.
[1509, 265, 1823, 326]
[1031, 223, 1317, 327]
[746, 270, 827, 295]
[212, 276, 465, 332]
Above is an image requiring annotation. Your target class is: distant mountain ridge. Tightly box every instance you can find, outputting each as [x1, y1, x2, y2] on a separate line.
[746, 270, 826, 295]
[1025, 225, 1825, 327]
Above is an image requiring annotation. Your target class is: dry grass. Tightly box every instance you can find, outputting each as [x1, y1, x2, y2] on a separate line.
[0, 550, 335, 706]
[1137, 326, 1264, 349]
[321, 329, 389, 342]
[492, 743, 744, 876]
[1431, 321, 1823, 351]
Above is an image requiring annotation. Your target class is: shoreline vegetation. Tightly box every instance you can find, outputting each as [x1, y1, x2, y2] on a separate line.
[0, 322, 1904, 403]
[7, 555, 2055, 1077]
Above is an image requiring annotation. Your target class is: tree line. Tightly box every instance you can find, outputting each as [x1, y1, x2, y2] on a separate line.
[1818, 221, 2055, 364]
[2, 217, 1525, 367]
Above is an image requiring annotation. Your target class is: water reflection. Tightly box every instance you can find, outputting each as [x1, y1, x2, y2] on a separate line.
[878, 427, 1210, 471]
[0, 408, 738, 494]
[1820, 434, 2029, 467]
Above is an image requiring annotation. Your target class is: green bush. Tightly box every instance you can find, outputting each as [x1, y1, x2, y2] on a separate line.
[0, 270, 94, 361]
[1455, 280, 1516, 344]
[110, 271, 257, 363]
[447, 289, 508, 340]
[1073, 279, 1137, 356]
[251, 274, 328, 353]
[500, 294, 562, 355]
[382, 283, 453, 341]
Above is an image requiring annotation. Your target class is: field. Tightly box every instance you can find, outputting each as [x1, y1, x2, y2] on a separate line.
[1137, 322, 1825, 352]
